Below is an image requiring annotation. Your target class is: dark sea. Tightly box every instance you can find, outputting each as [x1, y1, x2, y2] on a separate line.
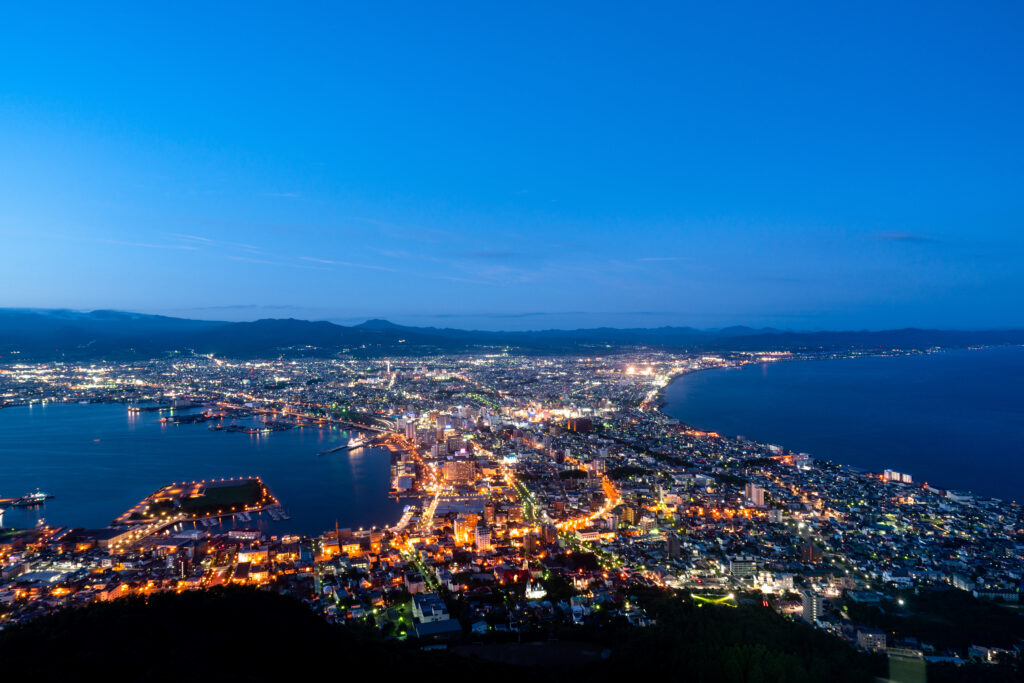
[0, 404, 401, 535]
[662, 346, 1024, 503]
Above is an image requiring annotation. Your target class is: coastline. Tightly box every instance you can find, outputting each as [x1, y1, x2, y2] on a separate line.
[654, 346, 1024, 503]
[652, 343, 1008, 420]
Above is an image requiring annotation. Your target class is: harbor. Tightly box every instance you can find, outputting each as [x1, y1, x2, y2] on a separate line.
[0, 403, 401, 536]
[316, 434, 375, 456]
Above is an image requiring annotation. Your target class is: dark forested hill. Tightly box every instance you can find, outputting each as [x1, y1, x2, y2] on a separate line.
[0, 587, 889, 683]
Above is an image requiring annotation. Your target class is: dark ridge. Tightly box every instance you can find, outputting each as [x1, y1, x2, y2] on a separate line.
[1, 308, 1023, 360]
[0, 586, 891, 682]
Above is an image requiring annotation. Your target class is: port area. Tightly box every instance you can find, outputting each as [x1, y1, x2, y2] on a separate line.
[385, 436, 426, 499]
[316, 433, 382, 456]
[0, 491, 54, 508]
[113, 477, 280, 527]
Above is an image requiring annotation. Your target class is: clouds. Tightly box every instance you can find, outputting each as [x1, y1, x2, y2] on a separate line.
[187, 304, 306, 311]
[456, 249, 525, 261]
[872, 231, 937, 244]
[298, 256, 399, 272]
[84, 237, 199, 251]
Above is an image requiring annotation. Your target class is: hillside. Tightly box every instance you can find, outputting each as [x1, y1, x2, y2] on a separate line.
[2, 308, 1024, 360]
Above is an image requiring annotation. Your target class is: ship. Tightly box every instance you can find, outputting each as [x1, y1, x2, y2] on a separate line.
[317, 436, 368, 456]
[13, 489, 54, 507]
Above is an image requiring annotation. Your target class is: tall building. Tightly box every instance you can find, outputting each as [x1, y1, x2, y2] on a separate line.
[454, 515, 477, 544]
[475, 524, 491, 551]
[523, 533, 538, 557]
[802, 590, 823, 623]
[405, 420, 417, 442]
[730, 555, 758, 579]
[800, 543, 823, 564]
[745, 483, 765, 507]
[604, 509, 621, 530]
[620, 504, 641, 526]
[666, 531, 681, 560]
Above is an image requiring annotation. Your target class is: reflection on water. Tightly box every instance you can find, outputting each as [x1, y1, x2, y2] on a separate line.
[0, 403, 401, 535]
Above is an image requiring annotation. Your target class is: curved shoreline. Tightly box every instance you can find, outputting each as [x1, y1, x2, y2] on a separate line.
[653, 345, 988, 427]
[654, 347, 1024, 503]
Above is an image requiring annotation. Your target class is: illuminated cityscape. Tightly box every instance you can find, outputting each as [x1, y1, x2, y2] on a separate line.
[1, 350, 1021, 672]
[3, 2, 1024, 679]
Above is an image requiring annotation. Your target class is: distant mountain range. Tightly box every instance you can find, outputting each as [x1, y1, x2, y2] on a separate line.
[2, 308, 1023, 360]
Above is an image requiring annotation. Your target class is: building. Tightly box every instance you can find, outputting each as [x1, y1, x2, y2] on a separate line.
[744, 483, 765, 507]
[443, 458, 475, 484]
[968, 645, 1011, 663]
[404, 572, 426, 594]
[83, 527, 137, 553]
[412, 592, 450, 623]
[666, 532, 681, 560]
[405, 420, 417, 442]
[619, 504, 641, 526]
[800, 543, 823, 564]
[730, 556, 758, 580]
[802, 590, 823, 623]
[474, 524, 491, 551]
[857, 628, 887, 652]
[453, 515, 477, 544]
[604, 509, 621, 530]
[567, 418, 592, 433]
[973, 587, 1019, 602]
[884, 469, 913, 484]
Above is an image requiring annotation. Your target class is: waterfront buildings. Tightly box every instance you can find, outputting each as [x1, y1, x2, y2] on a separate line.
[1, 350, 1022, 664]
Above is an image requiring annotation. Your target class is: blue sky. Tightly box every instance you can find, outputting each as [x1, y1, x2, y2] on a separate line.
[1, 2, 1022, 330]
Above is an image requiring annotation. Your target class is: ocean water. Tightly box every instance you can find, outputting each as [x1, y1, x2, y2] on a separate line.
[662, 346, 1024, 502]
[0, 403, 401, 535]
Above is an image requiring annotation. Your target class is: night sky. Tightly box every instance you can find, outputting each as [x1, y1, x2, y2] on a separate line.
[2, 2, 1022, 330]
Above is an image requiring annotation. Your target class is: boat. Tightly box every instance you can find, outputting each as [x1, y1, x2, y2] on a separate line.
[13, 489, 54, 507]
[316, 436, 368, 456]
